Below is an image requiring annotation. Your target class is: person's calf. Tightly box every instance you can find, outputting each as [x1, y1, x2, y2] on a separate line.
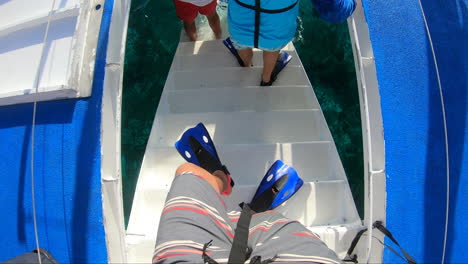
[238, 48, 253, 67]
[206, 12, 222, 39]
[183, 20, 197, 41]
[175, 163, 226, 194]
[262, 50, 280, 83]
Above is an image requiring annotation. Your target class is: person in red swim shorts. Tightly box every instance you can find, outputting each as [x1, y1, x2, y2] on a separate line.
[174, 0, 222, 41]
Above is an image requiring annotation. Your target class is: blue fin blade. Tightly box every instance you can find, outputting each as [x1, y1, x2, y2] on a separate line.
[174, 123, 234, 195]
[174, 123, 221, 166]
[250, 160, 304, 212]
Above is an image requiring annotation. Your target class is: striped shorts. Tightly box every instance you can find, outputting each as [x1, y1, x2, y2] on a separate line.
[153, 173, 342, 264]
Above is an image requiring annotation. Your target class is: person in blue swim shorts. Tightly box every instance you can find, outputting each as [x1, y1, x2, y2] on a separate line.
[223, 0, 299, 86]
[223, 0, 356, 86]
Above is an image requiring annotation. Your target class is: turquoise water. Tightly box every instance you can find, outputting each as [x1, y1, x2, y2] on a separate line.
[122, 0, 363, 225]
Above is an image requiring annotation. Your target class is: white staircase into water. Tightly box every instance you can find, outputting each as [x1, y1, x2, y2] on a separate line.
[126, 39, 362, 262]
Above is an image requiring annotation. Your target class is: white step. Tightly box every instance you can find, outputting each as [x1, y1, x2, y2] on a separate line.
[166, 65, 309, 90]
[309, 223, 364, 259]
[137, 142, 346, 191]
[176, 41, 295, 57]
[128, 141, 356, 239]
[127, 187, 168, 237]
[126, 235, 156, 263]
[126, 181, 359, 240]
[225, 181, 360, 226]
[158, 86, 320, 114]
[149, 110, 332, 147]
[172, 48, 301, 71]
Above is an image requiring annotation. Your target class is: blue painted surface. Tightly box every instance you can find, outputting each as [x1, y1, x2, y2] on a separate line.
[362, 0, 467, 262]
[0, 0, 114, 262]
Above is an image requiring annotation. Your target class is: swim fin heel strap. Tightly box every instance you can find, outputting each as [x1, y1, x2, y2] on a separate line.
[250, 160, 303, 213]
[188, 136, 228, 175]
[175, 123, 234, 195]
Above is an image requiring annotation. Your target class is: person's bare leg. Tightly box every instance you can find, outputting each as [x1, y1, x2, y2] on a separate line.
[262, 50, 280, 82]
[183, 20, 197, 41]
[238, 48, 253, 67]
[206, 12, 222, 39]
[175, 163, 227, 194]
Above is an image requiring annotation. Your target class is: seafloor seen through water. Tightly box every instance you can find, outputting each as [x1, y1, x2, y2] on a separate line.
[122, 0, 364, 225]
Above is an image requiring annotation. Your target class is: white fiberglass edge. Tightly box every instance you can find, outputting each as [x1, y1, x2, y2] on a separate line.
[100, 0, 132, 263]
[0, 0, 104, 106]
[347, 2, 386, 263]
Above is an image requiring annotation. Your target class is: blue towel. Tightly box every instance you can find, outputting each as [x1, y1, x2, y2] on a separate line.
[311, 0, 357, 23]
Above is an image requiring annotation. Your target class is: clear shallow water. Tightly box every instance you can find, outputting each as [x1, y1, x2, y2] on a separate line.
[122, 0, 363, 225]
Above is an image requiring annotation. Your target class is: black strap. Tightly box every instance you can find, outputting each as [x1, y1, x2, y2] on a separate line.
[189, 136, 229, 175]
[254, 0, 260, 48]
[204, 203, 274, 264]
[342, 227, 368, 263]
[189, 137, 234, 190]
[233, 0, 298, 48]
[343, 221, 417, 264]
[250, 174, 289, 213]
[202, 240, 221, 264]
[373, 221, 417, 264]
[228, 203, 254, 263]
[249, 255, 276, 264]
[233, 0, 298, 14]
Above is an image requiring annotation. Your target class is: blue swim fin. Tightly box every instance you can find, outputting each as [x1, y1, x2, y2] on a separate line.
[250, 160, 303, 212]
[260, 51, 292, 86]
[175, 123, 234, 195]
[223, 37, 246, 67]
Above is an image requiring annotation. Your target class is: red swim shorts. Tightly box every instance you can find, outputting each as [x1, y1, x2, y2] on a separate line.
[174, 0, 217, 22]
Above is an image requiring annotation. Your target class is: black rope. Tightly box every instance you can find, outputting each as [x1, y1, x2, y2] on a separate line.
[343, 221, 417, 264]
[373, 221, 417, 264]
[372, 235, 408, 263]
[202, 240, 220, 264]
[343, 227, 367, 263]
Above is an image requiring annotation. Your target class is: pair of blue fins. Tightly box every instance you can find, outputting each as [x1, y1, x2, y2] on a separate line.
[223, 37, 292, 87]
[175, 123, 303, 213]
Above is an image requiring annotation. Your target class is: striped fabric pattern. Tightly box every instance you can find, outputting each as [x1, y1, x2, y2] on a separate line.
[153, 173, 342, 264]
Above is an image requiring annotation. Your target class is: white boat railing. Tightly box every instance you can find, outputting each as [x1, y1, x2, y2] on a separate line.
[347, 1, 386, 263]
[100, 0, 132, 263]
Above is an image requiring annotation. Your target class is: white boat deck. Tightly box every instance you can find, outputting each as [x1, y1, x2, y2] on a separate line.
[126, 37, 362, 262]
